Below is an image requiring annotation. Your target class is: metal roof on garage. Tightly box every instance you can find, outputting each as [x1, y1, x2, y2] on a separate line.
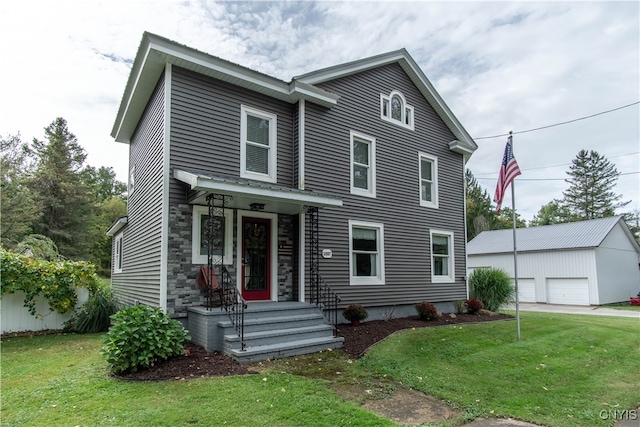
[467, 216, 638, 255]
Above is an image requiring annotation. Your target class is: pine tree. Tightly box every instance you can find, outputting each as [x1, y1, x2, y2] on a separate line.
[28, 118, 94, 259]
[563, 149, 629, 220]
[465, 169, 495, 241]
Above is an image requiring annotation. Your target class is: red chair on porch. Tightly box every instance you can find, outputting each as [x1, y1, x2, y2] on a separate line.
[197, 266, 222, 306]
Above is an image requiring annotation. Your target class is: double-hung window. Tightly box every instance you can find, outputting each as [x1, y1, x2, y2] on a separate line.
[419, 153, 438, 208]
[430, 230, 454, 283]
[114, 232, 123, 273]
[241, 105, 277, 183]
[350, 131, 376, 197]
[192, 205, 233, 265]
[349, 220, 385, 285]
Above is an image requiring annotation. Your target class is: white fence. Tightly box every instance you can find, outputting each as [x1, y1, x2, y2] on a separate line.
[1, 289, 89, 334]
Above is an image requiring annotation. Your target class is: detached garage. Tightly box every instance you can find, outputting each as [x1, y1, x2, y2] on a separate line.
[467, 216, 640, 306]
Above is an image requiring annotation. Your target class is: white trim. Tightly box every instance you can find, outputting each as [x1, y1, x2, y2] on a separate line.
[349, 131, 376, 198]
[236, 210, 279, 301]
[380, 90, 414, 131]
[298, 99, 305, 190]
[159, 64, 172, 311]
[114, 232, 123, 274]
[240, 105, 277, 183]
[191, 206, 234, 265]
[418, 153, 439, 208]
[348, 220, 385, 286]
[430, 229, 455, 283]
[298, 213, 306, 302]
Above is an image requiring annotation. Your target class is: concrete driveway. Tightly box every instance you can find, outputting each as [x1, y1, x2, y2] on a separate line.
[505, 302, 640, 318]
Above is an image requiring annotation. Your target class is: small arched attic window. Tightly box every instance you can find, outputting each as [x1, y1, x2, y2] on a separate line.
[380, 90, 414, 130]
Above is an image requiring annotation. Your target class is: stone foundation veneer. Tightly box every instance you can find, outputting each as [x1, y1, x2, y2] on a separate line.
[166, 203, 297, 317]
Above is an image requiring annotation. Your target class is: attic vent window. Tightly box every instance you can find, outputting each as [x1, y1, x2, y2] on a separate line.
[380, 91, 414, 130]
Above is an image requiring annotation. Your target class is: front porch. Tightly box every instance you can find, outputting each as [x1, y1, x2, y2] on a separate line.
[188, 302, 343, 363]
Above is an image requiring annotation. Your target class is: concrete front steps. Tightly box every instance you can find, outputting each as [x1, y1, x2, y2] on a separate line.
[188, 301, 343, 363]
[223, 302, 343, 363]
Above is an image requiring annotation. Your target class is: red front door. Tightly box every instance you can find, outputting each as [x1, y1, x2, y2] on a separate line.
[242, 217, 270, 300]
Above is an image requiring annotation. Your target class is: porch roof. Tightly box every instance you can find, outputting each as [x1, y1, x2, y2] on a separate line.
[174, 169, 343, 214]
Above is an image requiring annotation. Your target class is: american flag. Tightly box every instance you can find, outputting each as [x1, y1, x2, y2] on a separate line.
[493, 135, 521, 212]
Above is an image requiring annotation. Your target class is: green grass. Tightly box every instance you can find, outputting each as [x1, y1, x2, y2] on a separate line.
[360, 312, 640, 426]
[1, 333, 391, 426]
[2, 313, 638, 427]
[602, 304, 640, 311]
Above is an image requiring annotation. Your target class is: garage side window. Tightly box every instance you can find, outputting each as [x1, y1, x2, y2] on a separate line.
[114, 232, 123, 274]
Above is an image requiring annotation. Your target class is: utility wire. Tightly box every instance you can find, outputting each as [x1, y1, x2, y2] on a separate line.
[474, 101, 640, 140]
[476, 171, 639, 182]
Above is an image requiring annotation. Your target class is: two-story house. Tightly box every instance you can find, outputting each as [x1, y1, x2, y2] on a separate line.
[107, 32, 477, 362]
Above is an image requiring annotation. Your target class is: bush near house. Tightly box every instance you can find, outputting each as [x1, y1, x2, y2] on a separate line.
[63, 286, 119, 334]
[101, 305, 190, 374]
[415, 301, 441, 320]
[342, 304, 368, 323]
[465, 298, 484, 314]
[0, 250, 99, 316]
[468, 267, 514, 311]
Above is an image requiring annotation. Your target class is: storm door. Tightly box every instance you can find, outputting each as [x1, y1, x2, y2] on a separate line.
[242, 217, 271, 300]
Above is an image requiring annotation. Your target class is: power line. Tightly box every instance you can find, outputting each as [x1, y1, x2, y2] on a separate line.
[474, 101, 640, 140]
[476, 171, 639, 182]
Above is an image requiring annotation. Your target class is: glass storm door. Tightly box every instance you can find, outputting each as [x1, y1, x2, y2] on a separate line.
[242, 217, 270, 300]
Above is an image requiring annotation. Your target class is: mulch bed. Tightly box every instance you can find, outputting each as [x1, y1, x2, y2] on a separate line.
[115, 312, 513, 381]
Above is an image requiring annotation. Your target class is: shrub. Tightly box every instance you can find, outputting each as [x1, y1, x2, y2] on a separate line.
[342, 304, 368, 322]
[454, 300, 466, 314]
[415, 301, 441, 320]
[465, 298, 484, 315]
[64, 286, 119, 333]
[468, 267, 515, 312]
[0, 250, 99, 316]
[101, 305, 191, 374]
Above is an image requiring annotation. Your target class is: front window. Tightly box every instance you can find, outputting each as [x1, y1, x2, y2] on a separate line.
[430, 230, 454, 283]
[241, 105, 277, 183]
[192, 205, 233, 265]
[350, 131, 376, 197]
[419, 153, 438, 208]
[349, 220, 385, 285]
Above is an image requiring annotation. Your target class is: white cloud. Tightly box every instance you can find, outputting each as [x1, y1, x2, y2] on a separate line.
[1, 0, 637, 221]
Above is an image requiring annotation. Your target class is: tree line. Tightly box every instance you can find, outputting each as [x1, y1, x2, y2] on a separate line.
[1, 118, 126, 276]
[466, 149, 639, 241]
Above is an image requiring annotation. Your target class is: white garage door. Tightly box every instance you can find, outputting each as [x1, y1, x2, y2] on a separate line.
[546, 278, 590, 305]
[515, 278, 536, 303]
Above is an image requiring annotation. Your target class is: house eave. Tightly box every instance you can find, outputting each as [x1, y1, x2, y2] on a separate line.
[174, 169, 343, 215]
[112, 32, 339, 143]
[106, 216, 128, 236]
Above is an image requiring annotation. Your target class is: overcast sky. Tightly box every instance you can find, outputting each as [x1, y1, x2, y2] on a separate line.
[1, 1, 638, 222]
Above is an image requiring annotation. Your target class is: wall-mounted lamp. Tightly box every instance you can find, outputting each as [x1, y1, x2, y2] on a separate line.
[249, 203, 265, 211]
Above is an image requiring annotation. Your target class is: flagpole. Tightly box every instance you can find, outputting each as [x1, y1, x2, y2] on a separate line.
[510, 131, 521, 341]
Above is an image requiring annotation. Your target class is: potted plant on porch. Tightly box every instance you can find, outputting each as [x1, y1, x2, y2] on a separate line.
[343, 304, 368, 326]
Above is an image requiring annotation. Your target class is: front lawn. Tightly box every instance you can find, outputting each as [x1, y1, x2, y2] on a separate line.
[1, 312, 638, 426]
[360, 312, 640, 426]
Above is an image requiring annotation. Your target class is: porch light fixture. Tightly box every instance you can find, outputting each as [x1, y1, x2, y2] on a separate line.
[250, 203, 265, 211]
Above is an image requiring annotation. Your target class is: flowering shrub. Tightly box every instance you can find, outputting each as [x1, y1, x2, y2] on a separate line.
[0, 250, 99, 316]
[101, 305, 191, 374]
[465, 298, 484, 315]
[342, 304, 368, 322]
[415, 301, 441, 320]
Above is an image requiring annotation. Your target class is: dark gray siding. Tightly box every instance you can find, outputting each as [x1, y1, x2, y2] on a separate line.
[111, 76, 165, 307]
[168, 67, 295, 205]
[305, 63, 467, 307]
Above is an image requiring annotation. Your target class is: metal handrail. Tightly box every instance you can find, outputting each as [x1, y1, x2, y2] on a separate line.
[221, 266, 247, 351]
[310, 275, 341, 337]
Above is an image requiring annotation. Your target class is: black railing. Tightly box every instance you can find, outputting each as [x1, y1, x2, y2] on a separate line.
[310, 275, 341, 337]
[221, 266, 247, 351]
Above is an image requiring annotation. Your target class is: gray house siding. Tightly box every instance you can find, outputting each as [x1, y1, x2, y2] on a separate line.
[111, 76, 166, 307]
[168, 66, 295, 205]
[304, 63, 467, 307]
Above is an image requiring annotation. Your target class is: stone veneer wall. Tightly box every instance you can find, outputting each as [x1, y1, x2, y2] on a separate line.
[166, 203, 296, 317]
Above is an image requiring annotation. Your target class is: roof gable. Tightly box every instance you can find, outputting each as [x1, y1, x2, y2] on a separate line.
[294, 49, 477, 158]
[467, 216, 640, 255]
